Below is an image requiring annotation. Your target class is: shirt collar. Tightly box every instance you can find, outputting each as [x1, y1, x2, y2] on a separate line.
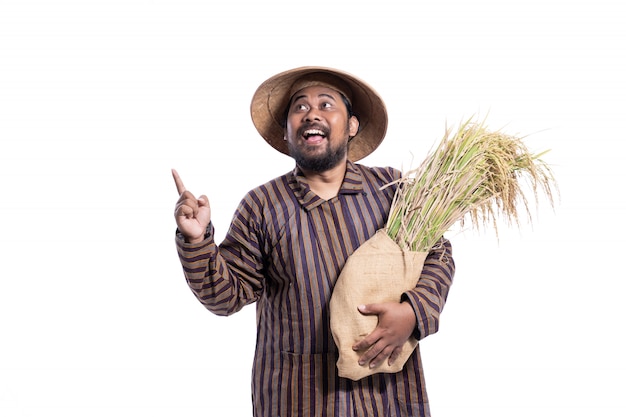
[288, 161, 365, 211]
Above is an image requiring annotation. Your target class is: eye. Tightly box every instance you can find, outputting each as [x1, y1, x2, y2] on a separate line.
[321, 102, 333, 109]
[294, 103, 308, 112]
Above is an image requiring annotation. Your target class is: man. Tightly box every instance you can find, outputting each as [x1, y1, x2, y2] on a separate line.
[173, 67, 455, 416]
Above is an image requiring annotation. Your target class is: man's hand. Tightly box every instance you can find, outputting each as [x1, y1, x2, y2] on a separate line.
[172, 169, 211, 244]
[351, 301, 417, 369]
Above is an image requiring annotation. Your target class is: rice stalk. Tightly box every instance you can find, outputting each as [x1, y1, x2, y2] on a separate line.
[385, 116, 558, 252]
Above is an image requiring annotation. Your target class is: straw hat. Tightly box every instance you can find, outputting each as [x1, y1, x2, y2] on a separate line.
[250, 66, 388, 161]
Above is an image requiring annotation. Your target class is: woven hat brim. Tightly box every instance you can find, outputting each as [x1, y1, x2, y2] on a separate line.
[250, 66, 388, 162]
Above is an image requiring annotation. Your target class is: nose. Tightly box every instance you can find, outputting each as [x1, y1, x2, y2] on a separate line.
[303, 107, 321, 122]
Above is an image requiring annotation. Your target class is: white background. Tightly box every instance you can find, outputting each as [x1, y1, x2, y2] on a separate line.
[1, 0, 624, 416]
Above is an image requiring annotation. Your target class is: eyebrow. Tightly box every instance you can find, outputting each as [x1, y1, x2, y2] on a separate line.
[292, 92, 338, 103]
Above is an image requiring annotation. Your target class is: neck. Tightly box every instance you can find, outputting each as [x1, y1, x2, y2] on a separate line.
[299, 160, 348, 200]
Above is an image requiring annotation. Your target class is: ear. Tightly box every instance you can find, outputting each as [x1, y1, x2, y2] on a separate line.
[348, 115, 359, 137]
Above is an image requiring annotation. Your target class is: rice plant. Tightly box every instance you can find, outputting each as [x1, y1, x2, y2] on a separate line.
[385, 117, 558, 252]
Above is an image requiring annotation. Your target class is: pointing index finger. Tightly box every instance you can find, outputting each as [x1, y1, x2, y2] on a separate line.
[172, 169, 186, 195]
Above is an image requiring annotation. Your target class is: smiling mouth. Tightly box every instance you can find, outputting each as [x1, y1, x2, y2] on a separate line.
[302, 128, 327, 142]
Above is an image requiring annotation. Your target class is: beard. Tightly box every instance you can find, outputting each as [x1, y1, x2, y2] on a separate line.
[288, 139, 348, 173]
[287, 122, 350, 173]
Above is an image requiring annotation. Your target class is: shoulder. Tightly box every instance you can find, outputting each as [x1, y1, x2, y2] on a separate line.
[352, 163, 402, 186]
[228, 172, 297, 241]
[236, 171, 295, 216]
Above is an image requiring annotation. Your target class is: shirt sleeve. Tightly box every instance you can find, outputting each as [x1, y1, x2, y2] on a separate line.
[175, 203, 266, 316]
[401, 237, 455, 340]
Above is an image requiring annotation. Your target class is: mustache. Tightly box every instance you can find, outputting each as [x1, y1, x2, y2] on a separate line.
[297, 123, 329, 137]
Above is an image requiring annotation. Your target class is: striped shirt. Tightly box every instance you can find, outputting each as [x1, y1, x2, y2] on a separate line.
[176, 161, 455, 417]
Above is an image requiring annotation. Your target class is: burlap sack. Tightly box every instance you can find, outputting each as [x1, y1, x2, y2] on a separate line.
[329, 229, 428, 381]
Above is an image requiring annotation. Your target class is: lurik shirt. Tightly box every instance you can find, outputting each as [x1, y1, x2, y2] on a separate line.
[175, 161, 456, 417]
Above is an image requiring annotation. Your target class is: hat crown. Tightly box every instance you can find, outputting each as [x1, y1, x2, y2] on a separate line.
[287, 72, 354, 106]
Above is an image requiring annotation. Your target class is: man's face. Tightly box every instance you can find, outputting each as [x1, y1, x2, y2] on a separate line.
[284, 86, 359, 173]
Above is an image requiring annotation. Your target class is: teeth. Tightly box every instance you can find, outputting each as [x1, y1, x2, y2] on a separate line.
[304, 129, 325, 137]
